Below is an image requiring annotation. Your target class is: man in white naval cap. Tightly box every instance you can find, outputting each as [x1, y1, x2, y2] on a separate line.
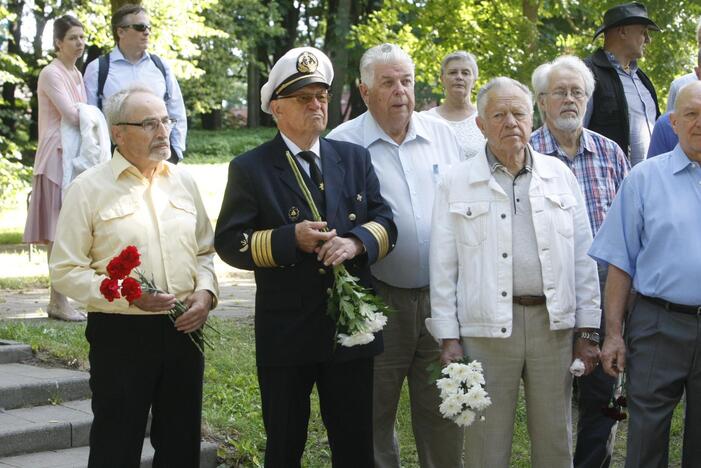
[215, 47, 397, 467]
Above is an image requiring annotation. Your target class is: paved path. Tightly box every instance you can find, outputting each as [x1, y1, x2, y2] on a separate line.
[0, 266, 256, 321]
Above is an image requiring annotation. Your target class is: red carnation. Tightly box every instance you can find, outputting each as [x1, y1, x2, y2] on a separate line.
[106, 257, 131, 279]
[119, 245, 141, 271]
[99, 278, 121, 302]
[120, 277, 142, 304]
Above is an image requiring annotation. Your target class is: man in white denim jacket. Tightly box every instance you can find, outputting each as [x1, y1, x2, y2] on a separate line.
[427, 77, 601, 468]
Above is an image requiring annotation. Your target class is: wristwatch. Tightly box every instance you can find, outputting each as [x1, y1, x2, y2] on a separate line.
[576, 331, 601, 345]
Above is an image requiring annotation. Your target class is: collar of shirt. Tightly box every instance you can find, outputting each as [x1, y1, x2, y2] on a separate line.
[670, 144, 699, 174]
[279, 131, 321, 162]
[112, 46, 151, 66]
[361, 111, 432, 148]
[110, 150, 171, 181]
[605, 50, 638, 75]
[486, 144, 533, 178]
[538, 124, 597, 160]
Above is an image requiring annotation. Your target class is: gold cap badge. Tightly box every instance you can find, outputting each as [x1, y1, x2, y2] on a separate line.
[297, 51, 318, 74]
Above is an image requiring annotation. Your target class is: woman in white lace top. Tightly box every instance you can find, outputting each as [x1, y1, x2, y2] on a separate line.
[423, 51, 485, 159]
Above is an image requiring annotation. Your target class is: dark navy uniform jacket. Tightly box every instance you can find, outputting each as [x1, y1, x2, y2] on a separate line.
[215, 133, 397, 366]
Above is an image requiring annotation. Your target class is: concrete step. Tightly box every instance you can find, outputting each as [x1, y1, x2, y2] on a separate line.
[0, 438, 219, 467]
[0, 363, 90, 410]
[0, 399, 92, 458]
[0, 341, 32, 365]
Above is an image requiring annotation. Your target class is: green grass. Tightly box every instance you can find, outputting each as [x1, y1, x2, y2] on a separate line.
[0, 317, 686, 467]
[186, 128, 277, 164]
[0, 275, 49, 289]
[0, 228, 23, 245]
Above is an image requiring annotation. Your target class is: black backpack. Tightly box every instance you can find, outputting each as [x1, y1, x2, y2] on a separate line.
[95, 54, 170, 110]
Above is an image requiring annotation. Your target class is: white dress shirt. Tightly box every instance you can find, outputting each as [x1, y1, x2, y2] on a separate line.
[328, 111, 464, 288]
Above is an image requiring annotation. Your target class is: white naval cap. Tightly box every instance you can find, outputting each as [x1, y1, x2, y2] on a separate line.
[260, 47, 334, 114]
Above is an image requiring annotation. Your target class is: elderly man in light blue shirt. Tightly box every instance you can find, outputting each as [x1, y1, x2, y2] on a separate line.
[589, 80, 701, 468]
[328, 43, 464, 468]
[84, 4, 187, 162]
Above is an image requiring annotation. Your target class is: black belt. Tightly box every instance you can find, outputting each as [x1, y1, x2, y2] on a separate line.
[513, 295, 546, 306]
[640, 295, 701, 315]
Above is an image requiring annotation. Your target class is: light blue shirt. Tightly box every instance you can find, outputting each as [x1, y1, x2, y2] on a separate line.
[589, 145, 701, 305]
[647, 112, 677, 158]
[328, 111, 463, 288]
[84, 48, 187, 159]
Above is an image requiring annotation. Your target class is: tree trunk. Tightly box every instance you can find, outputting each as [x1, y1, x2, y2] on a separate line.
[247, 46, 263, 128]
[326, 0, 352, 129]
[201, 109, 222, 130]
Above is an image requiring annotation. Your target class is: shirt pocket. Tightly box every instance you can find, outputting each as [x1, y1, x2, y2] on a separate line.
[96, 197, 141, 254]
[449, 201, 489, 246]
[544, 193, 576, 238]
[167, 197, 198, 247]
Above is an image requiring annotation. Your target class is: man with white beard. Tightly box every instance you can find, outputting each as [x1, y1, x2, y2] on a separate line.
[530, 55, 630, 468]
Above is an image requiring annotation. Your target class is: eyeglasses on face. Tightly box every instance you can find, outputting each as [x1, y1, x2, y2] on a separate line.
[545, 88, 587, 100]
[116, 117, 176, 133]
[276, 92, 332, 105]
[121, 23, 151, 32]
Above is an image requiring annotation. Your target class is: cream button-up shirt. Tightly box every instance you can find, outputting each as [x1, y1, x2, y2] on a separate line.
[50, 151, 218, 314]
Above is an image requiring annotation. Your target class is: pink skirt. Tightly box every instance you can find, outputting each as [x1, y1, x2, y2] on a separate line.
[23, 175, 62, 244]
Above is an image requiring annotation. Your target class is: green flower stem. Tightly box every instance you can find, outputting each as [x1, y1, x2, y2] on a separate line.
[134, 269, 217, 355]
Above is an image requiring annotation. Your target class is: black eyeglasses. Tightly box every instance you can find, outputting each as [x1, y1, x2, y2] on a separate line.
[120, 23, 151, 32]
[116, 117, 176, 133]
[276, 92, 332, 105]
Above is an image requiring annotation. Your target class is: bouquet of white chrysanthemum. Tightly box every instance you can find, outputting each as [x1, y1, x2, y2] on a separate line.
[434, 358, 491, 427]
[285, 151, 392, 348]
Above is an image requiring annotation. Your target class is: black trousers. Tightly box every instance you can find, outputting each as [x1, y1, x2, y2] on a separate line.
[257, 357, 374, 468]
[86, 313, 204, 468]
[574, 265, 616, 468]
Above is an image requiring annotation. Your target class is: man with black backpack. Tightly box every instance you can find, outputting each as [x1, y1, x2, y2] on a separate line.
[84, 3, 187, 163]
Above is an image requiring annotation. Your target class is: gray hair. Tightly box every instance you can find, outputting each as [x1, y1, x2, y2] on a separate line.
[476, 77, 533, 119]
[359, 43, 415, 89]
[531, 55, 595, 121]
[674, 80, 701, 112]
[103, 83, 159, 129]
[440, 51, 479, 80]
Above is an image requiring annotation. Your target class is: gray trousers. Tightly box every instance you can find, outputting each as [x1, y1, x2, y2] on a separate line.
[462, 303, 574, 468]
[625, 296, 701, 468]
[372, 279, 464, 468]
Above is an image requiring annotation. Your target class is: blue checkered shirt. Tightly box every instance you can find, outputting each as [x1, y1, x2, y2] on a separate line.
[530, 125, 630, 234]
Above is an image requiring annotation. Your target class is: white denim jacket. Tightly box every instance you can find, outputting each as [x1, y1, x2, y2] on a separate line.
[427, 146, 600, 339]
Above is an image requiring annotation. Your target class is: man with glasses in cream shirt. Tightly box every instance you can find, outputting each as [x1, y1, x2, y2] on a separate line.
[84, 3, 187, 163]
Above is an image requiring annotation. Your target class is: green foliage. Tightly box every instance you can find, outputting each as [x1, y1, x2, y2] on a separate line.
[185, 128, 277, 164]
[352, 0, 701, 109]
[0, 158, 31, 209]
[0, 275, 48, 290]
[182, 0, 283, 116]
[0, 228, 23, 245]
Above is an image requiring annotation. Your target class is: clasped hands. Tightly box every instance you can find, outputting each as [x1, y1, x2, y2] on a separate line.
[132, 289, 213, 334]
[295, 220, 363, 266]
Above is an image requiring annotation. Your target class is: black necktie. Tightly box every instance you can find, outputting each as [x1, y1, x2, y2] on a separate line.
[298, 151, 324, 192]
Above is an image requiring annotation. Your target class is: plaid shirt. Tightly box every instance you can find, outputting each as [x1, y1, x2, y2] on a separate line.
[530, 125, 630, 234]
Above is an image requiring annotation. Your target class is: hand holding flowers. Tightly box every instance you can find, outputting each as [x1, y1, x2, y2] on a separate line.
[99, 245, 219, 355]
[430, 356, 492, 428]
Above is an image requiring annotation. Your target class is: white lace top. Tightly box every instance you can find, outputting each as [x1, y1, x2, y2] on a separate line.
[422, 107, 485, 159]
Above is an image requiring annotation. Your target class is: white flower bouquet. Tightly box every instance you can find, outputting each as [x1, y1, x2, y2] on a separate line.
[286, 151, 392, 347]
[434, 358, 492, 427]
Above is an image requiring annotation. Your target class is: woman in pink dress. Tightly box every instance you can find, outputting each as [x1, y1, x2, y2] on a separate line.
[23, 15, 87, 321]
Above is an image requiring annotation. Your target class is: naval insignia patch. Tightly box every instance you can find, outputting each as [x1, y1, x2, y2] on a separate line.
[239, 232, 249, 252]
[288, 206, 300, 221]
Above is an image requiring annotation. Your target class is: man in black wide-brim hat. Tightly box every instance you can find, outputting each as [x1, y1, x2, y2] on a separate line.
[580, 6, 661, 467]
[584, 2, 661, 168]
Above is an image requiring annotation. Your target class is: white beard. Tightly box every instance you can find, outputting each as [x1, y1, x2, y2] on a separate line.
[553, 114, 582, 133]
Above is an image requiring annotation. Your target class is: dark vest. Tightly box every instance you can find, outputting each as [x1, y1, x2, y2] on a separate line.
[584, 48, 660, 159]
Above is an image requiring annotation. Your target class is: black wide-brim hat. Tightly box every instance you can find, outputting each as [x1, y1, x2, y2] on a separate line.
[593, 2, 660, 39]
